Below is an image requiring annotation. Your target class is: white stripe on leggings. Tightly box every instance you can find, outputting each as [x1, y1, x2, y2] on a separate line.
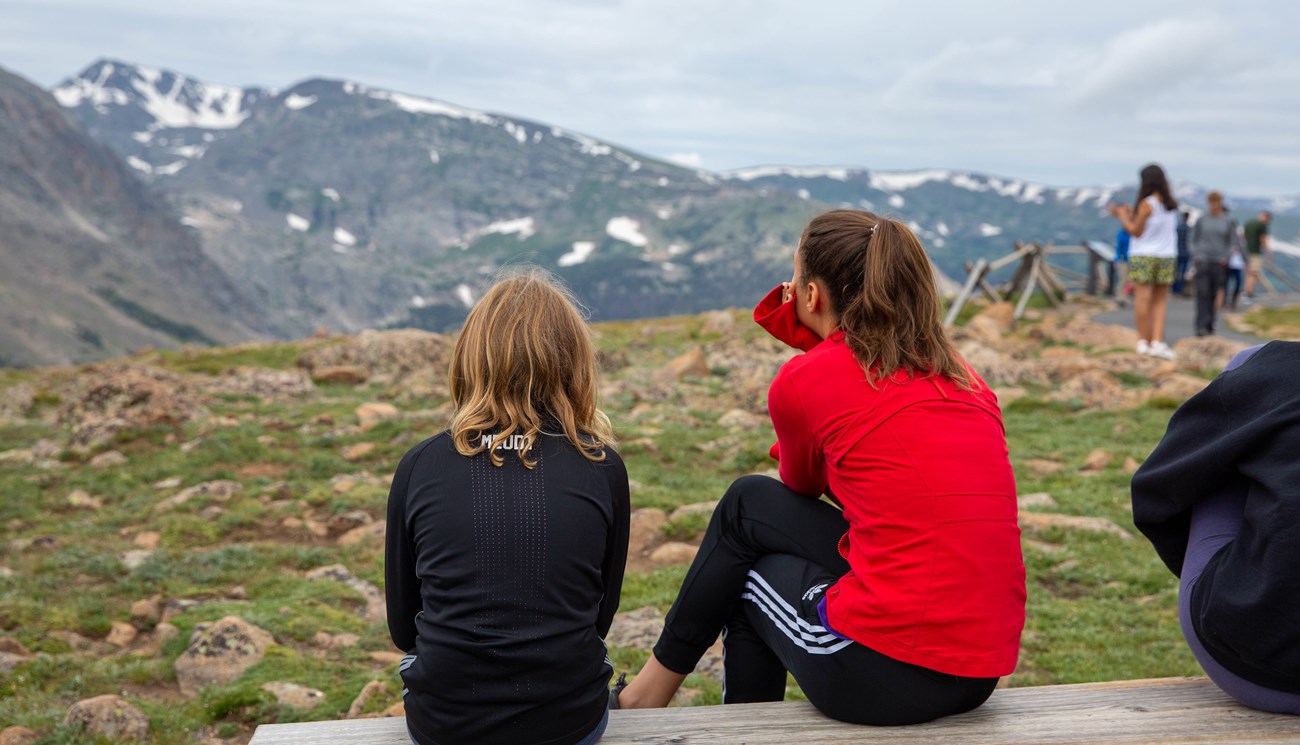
[741, 570, 854, 654]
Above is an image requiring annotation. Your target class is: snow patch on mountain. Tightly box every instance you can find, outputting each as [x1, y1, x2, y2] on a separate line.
[869, 170, 952, 191]
[979, 223, 1003, 237]
[334, 228, 356, 246]
[726, 165, 853, 182]
[559, 241, 597, 267]
[606, 217, 648, 247]
[455, 284, 475, 308]
[482, 217, 536, 240]
[502, 121, 528, 144]
[126, 156, 152, 174]
[284, 93, 318, 110]
[888, 194, 906, 208]
[286, 214, 310, 232]
[364, 86, 496, 124]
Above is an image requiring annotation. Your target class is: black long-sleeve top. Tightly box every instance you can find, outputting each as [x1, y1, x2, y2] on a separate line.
[386, 429, 629, 745]
[1131, 341, 1300, 693]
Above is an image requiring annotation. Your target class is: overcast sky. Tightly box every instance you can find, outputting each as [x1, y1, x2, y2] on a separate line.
[4, 0, 1297, 196]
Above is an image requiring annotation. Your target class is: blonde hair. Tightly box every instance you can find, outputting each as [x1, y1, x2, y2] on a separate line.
[448, 269, 615, 467]
[798, 209, 975, 390]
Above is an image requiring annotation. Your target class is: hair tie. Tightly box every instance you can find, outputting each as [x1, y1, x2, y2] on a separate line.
[867, 222, 880, 241]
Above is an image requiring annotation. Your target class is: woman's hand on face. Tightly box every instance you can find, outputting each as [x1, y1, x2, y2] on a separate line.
[1108, 203, 1132, 219]
[781, 282, 794, 304]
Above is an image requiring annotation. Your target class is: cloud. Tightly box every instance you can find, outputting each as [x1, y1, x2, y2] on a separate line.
[1068, 16, 1252, 108]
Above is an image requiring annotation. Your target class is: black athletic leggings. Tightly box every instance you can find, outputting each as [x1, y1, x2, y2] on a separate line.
[652, 475, 998, 725]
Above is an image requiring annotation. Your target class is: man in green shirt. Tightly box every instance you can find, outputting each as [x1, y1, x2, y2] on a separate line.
[1243, 210, 1272, 300]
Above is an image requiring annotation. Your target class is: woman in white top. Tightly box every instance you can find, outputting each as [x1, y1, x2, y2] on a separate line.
[1109, 164, 1180, 360]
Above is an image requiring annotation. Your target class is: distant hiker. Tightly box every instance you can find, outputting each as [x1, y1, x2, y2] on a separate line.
[386, 271, 629, 745]
[1133, 342, 1300, 716]
[612, 210, 1025, 725]
[1173, 211, 1192, 296]
[1241, 210, 1273, 302]
[1226, 248, 1246, 310]
[1108, 163, 1179, 359]
[1113, 228, 1132, 305]
[1190, 192, 1239, 336]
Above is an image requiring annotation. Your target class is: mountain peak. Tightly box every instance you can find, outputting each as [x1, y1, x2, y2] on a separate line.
[53, 58, 269, 131]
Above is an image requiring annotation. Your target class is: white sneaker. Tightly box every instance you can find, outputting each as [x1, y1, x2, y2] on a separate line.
[1136, 340, 1150, 355]
[1148, 341, 1176, 360]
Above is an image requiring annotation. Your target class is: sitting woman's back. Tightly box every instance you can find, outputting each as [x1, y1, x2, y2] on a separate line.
[386, 272, 629, 745]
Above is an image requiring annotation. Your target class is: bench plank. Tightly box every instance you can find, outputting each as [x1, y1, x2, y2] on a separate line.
[248, 678, 1300, 744]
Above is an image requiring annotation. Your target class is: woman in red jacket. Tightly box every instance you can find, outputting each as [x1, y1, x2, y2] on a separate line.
[614, 209, 1025, 724]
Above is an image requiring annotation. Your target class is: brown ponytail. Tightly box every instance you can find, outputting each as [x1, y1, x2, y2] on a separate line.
[798, 210, 974, 390]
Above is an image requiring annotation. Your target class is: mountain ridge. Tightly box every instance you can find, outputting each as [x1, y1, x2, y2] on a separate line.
[6, 58, 1294, 367]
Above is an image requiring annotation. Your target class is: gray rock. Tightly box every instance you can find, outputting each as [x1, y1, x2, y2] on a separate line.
[63, 694, 149, 740]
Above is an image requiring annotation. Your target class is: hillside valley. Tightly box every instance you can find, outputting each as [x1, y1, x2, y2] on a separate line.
[4, 298, 1296, 743]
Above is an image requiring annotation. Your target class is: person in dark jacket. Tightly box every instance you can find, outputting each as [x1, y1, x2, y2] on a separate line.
[1131, 341, 1300, 714]
[1173, 210, 1191, 296]
[386, 270, 630, 745]
[1189, 192, 1239, 336]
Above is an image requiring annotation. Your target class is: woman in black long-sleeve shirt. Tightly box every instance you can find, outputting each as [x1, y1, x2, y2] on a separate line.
[386, 271, 629, 745]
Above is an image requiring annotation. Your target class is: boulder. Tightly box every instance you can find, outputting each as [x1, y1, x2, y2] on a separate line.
[653, 347, 710, 384]
[89, 450, 128, 468]
[133, 531, 161, 549]
[60, 365, 206, 451]
[342, 442, 377, 461]
[1081, 449, 1113, 472]
[355, 402, 400, 429]
[261, 681, 327, 710]
[967, 302, 1017, 341]
[0, 726, 40, 745]
[66, 489, 101, 509]
[298, 330, 453, 384]
[347, 680, 391, 719]
[1048, 370, 1133, 411]
[668, 501, 719, 523]
[1017, 493, 1058, 510]
[717, 409, 766, 430]
[306, 565, 386, 623]
[337, 521, 386, 547]
[130, 596, 163, 627]
[63, 695, 149, 740]
[1021, 459, 1066, 476]
[628, 508, 667, 557]
[106, 621, 138, 648]
[155, 480, 240, 511]
[311, 365, 370, 385]
[313, 631, 360, 650]
[173, 616, 275, 697]
[649, 542, 699, 566]
[1019, 512, 1133, 540]
[1173, 336, 1250, 373]
[205, 368, 315, 399]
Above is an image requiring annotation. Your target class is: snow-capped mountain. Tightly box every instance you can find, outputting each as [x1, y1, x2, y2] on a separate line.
[39, 59, 1299, 349]
[52, 59, 272, 177]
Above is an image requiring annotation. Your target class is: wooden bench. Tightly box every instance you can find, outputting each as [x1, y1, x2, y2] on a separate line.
[248, 677, 1300, 744]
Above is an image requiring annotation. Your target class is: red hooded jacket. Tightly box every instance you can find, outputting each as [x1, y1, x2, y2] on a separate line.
[755, 285, 1026, 677]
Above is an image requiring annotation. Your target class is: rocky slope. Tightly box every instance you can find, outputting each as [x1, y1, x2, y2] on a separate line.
[0, 66, 265, 368]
